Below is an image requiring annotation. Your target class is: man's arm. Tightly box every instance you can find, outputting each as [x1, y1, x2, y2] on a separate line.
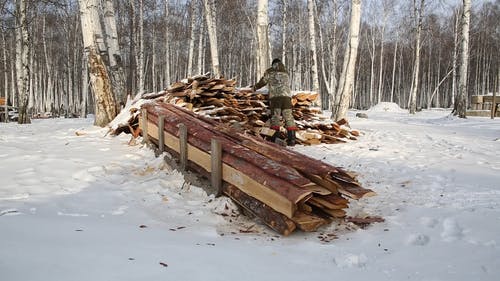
[253, 72, 268, 91]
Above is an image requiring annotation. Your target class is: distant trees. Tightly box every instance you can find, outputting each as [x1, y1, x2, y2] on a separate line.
[0, 0, 498, 124]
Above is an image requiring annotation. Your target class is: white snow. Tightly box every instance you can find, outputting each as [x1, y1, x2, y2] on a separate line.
[1, 103, 499, 281]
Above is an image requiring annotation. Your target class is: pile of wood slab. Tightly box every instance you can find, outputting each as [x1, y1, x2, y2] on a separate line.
[119, 74, 359, 145]
[141, 101, 376, 235]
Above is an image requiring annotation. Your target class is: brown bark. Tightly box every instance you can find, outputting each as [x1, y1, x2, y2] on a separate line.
[223, 184, 296, 236]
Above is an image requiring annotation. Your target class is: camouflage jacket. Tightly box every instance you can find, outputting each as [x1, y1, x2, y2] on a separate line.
[254, 62, 291, 99]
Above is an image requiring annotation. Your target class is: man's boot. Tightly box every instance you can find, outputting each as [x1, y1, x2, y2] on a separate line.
[270, 126, 281, 142]
[287, 130, 296, 146]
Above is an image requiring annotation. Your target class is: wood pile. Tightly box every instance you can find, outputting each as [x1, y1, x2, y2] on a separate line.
[141, 102, 376, 235]
[122, 74, 360, 145]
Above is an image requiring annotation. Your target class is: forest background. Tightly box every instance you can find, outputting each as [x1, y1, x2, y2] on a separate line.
[0, 0, 498, 121]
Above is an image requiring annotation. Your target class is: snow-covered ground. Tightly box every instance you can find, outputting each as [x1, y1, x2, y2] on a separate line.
[1, 103, 499, 281]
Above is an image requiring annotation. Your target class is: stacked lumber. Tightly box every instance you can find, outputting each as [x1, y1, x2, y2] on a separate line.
[141, 101, 376, 235]
[127, 74, 360, 145]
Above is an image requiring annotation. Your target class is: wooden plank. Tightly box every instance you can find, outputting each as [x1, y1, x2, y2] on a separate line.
[211, 138, 222, 196]
[146, 121, 297, 218]
[299, 184, 332, 195]
[321, 208, 346, 218]
[308, 197, 348, 210]
[179, 123, 188, 171]
[158, 115, 165, 153]
[222, 184, 296, 236]
[337, 183, 377, 199]
[141, 108, 149, 144]
[307, 174, 340, 193]
[291, 211, 328, 232]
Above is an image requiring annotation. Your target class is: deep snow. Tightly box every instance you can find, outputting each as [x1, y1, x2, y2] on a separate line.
[1, 103, 499, 281]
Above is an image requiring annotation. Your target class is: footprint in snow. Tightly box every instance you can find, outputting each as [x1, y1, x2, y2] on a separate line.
[440, 218, 464, 242]
[420, 217, 439, 228]
[334, 253, 368, 268]
[406, 233, 430, 246]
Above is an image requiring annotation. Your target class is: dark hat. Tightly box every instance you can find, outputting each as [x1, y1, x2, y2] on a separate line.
[271, 58, 282, 65]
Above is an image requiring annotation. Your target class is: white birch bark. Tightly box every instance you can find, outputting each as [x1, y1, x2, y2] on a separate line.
[409, 0, 424, 114]
[2, 30, 7, 122]
[320, 0, 339, 111]
[281, 0, 287, 63]
[187, 0, 196, 77]
[377, 9, 389, 104]
[451, 8, 459, 107]
[79, 0, 117, 126]
[137, 0, 144, 93]
[16, 0, 30, 124]
[455, 0, 471, 118]
[197, 12, 204, 76]
[164, 0, 171, 87]
[203, 0, 220, 77]
[81, 55, 89, 118]
[256, 0, 269, 78]
[103, 0, 126, 106]
[332, 0, 361, 121]
[307, 0, 321, 107]
[390, 34, 398, 103]
[42, 16, 53, 114]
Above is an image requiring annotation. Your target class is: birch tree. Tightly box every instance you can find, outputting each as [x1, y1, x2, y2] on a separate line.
[16, 0, 30, 124]
[186, 0, 197, 77]
[454, 0, 471, 118]
[256, 0, 269, 78]
[281, 0, 287, 63]
[103, 0, 125, 106]
[137, 0, 144, 93]
[79, 0, 117, 126]
[332, 0, 361, 121]
[164, 0, 171, 87]
[307, 0, 320, 107]
[2, 28, 7, 122]
[409, 0, 425, 114]
[203, 0, 220, 77]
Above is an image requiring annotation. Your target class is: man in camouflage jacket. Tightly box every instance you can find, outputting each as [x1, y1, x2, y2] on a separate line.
[253, 58, 297, 146]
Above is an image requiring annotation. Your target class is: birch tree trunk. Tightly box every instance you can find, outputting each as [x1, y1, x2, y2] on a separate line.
[377, 12, 388, 104]
[137, 0, 144, 93]
[332, 0, 361, 121]
[187, 0, 197, 78]
[409, 0, 424, 114]
[2, 29, 7, 122]
[256, 0, 269, 78]
[390, 33, 398, 102]
[197, 11, 204, 76]
[307, 0, 321, 107]
[203, 0, 220, 77]
[79, 0, 117, 126]
[16, 0, 30, 124]
[103, 0, 126, 106]
[281, 0, 287, 63]
[164, 0, 171, 87]
[455, 0, 471, 118]
[320, 0, 338, 112]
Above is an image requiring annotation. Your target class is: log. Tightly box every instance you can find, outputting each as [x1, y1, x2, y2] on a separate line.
[222, 184, 296, 236]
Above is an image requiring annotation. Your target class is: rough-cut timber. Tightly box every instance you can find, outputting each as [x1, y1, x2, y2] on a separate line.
[139, 100, 378, 235]
[111, 75, 360, 145]
[222, 184, 296, 236]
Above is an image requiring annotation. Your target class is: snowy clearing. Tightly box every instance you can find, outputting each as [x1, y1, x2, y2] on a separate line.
[1, 104, 499, 281]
